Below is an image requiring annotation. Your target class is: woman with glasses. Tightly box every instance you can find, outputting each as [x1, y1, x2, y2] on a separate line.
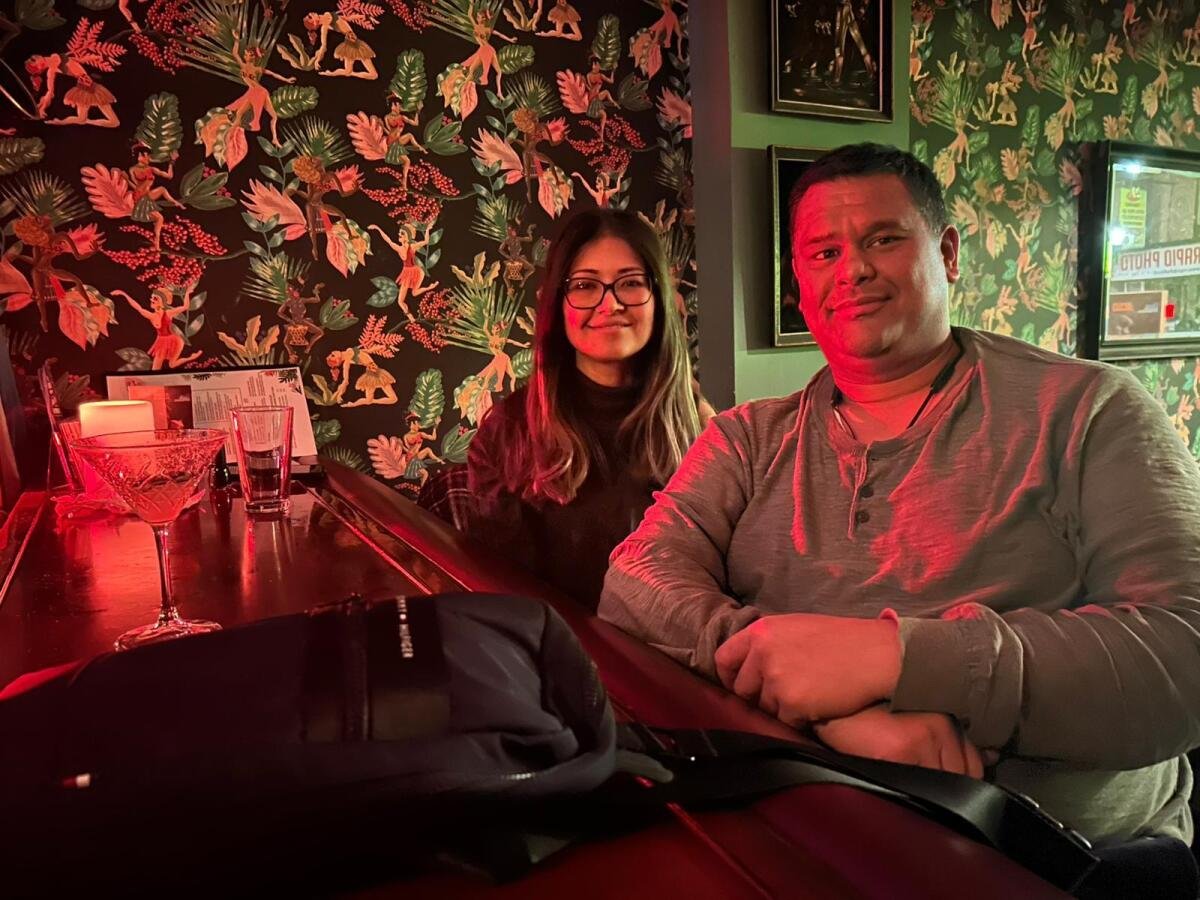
[465, 208, 709, 610]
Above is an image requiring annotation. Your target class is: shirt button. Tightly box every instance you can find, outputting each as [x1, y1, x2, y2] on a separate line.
[859, 484, 874, 499]
[855, 509, 870, 525]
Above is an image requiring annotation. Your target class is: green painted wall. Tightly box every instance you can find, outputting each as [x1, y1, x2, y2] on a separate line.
[692, 0, 911, 408]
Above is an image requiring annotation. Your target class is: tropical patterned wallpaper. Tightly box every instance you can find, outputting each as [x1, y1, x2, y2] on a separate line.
[910, 0, 1200, 458]
[0, 0, 695, 493]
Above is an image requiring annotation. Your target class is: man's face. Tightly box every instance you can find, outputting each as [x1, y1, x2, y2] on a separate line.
[791, 174, 959, 378]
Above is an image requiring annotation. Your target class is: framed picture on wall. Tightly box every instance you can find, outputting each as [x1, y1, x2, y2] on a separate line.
[772, 145, 822, 347]
[770, 0, 893, 121]
[1077, 141, 1200, 360]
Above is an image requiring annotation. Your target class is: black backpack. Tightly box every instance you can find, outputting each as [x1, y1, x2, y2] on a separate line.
[0, 593, 1102, 897]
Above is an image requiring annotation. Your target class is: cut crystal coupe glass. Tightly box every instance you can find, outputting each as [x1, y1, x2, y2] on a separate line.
[70, 429, 227, 651]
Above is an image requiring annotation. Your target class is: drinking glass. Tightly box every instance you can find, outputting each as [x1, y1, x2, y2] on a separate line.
[70, 429, 227, 651]
[229, 406, 294, 515]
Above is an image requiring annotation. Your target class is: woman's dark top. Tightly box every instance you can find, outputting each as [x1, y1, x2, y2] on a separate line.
[465, 373, 657, 612]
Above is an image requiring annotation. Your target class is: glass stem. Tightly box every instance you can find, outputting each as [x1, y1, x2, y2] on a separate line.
[151, 523, 182, 627]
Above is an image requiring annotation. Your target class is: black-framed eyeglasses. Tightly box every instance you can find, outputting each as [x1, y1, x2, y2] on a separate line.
[563, 274, 654, 309]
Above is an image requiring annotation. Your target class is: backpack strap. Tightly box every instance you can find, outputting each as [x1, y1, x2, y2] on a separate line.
[617, 724, 1098, 894]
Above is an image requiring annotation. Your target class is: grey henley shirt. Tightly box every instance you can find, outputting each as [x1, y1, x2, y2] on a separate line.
[600, 328, 1200, 845]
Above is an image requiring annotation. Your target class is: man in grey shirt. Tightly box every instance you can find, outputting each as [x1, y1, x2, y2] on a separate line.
[599, 143, 1200, 847]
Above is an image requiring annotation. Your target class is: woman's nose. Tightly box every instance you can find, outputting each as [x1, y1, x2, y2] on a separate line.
[595, 285, 624, 311]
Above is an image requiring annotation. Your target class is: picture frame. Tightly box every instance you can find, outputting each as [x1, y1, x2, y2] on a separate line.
[772, 145, 822, 347]
[770, 0, 893, 122]
[1077, 141, 1200, 361]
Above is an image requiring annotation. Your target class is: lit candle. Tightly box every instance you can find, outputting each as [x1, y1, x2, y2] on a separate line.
[75, 401, 156, 498]
[78, 400, 155, 438]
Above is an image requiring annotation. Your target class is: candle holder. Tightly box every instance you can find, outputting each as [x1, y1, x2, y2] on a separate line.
[52, 419, 131, 519]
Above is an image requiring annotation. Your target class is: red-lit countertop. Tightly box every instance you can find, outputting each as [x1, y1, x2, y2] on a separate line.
[0, 465, 1069, 899]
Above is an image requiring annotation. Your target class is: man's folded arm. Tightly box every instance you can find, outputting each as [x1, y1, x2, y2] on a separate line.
[891, 373, 1200, 769]
[600, 412, 761, 678]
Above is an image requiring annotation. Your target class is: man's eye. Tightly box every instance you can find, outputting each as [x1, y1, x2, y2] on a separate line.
[872, 234, 901, 246]
[811, 248, 838, 261]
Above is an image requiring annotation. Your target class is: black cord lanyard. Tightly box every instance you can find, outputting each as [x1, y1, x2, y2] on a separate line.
[831, 332, 966, 432]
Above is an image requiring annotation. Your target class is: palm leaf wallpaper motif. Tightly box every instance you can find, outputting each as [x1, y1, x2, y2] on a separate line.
[912, 0, 1200, 459]
[0, 0, 695, 492]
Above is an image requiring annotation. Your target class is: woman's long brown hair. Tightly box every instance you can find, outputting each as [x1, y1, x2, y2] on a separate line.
[491, 208, 701, 504]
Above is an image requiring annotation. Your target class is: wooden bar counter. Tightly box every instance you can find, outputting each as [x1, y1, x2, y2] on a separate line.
[0, 464, 1069, 900]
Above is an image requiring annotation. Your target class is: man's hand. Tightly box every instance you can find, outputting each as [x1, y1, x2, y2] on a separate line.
[713, 613, 901, 726]
[814, 704, 986, 778]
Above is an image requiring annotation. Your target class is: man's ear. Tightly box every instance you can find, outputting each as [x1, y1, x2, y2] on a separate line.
[940, 225, 961, 283]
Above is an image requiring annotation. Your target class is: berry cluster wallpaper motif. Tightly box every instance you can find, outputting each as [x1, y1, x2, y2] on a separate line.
[910, 0, 1200, 458]
[0, 0, 695, 492]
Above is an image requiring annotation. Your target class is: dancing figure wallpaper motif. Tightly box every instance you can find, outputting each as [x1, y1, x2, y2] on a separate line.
[911, 0, 1200, 459]
[0, 0, 695, 494]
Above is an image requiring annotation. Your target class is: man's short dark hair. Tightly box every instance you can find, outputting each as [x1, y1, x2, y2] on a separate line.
[788, 143, 949, 237]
